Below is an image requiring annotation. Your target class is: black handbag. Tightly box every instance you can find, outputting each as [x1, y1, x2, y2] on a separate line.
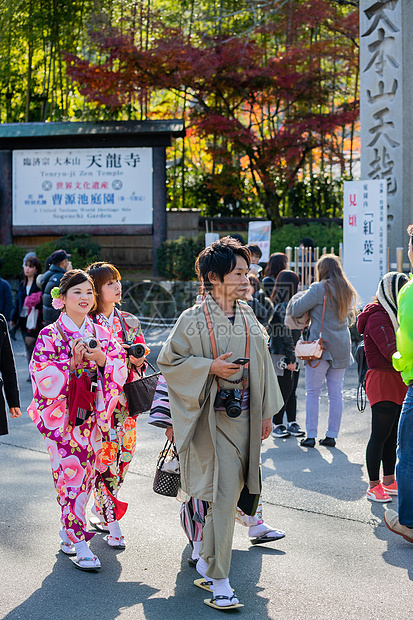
[123, 360, 161, 416]
[112, 308, 161, 416]
[153, 440, 181, 497]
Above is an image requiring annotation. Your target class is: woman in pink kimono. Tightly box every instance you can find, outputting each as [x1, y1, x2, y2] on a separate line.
[28, 270, 127, 571]
[86, 262, 147, 549]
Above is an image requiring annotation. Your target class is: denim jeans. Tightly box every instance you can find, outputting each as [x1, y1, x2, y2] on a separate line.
[305, 359, 346, 439]
[396, 385, 413, 527]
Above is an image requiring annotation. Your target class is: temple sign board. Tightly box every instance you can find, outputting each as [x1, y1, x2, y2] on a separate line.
[13, 147, 153, 227]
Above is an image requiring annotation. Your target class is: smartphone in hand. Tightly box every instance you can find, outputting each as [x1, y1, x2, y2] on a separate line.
[232, 358, 250, 365]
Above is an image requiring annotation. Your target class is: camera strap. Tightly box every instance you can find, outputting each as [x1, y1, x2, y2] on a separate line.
[203, 298, 250, 397]
[56, 319, 97, 375]
[114, 308, 130, 344]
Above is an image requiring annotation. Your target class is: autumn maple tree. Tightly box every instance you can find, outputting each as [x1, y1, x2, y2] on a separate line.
[66, 0, 359, 225]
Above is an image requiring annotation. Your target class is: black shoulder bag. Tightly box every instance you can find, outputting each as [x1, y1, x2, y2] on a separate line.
[115, 310, 161, 416]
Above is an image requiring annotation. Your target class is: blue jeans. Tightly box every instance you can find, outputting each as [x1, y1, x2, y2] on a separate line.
[305, 360, 346, 439]
[396, 385, 413, 527]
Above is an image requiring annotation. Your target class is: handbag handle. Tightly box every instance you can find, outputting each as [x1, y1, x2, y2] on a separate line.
[145, 359, 159, 375]
[114, 308, 150, 377]
[157, 439, 177, 469]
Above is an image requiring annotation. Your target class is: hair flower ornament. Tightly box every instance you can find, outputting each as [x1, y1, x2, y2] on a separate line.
[51, 287, 64, 310]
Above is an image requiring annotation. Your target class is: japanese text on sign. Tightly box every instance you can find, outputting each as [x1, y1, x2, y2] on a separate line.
[12, 148, 153, 227]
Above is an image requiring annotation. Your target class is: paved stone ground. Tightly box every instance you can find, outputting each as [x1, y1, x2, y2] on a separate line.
[1, 332, 413, 620]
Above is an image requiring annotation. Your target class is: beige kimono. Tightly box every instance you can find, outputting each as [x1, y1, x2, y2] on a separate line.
[157, 295, 283, 578]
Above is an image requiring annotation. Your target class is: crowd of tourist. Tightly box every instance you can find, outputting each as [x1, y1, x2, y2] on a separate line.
[2, 228, 413, 610]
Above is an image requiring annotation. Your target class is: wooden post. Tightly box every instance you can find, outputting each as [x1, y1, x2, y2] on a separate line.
[322, 247, 327, 255]
[303, 247, 307, 286]
[285, 246, 292, 266]
[396, 247, 404, 272]
[315, 246, 320, 263]
[294, 247, 299, 273]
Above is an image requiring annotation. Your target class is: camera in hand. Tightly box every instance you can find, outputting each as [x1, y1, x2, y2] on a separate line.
[82, 336, 98, 349]
[214, 388, 242, 418]
[127, 342, 146, 358]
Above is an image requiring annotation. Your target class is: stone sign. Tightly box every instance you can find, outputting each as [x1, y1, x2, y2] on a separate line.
[360, 0, 412, 261]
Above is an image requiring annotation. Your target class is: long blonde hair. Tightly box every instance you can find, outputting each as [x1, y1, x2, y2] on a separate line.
[316, 254, 357, 323]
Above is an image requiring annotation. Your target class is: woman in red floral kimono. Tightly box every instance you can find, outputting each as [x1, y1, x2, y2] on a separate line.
[28, 270, 127, 571]
[86, 262, 147, 549]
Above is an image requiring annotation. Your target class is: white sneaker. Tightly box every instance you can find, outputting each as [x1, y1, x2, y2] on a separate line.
[272, 424, 290, 438]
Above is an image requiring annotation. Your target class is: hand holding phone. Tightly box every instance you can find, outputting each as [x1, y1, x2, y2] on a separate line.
[232, 357, 250, 365]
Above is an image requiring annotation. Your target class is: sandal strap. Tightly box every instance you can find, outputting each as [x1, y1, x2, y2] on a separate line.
[76, 556, 98, 563]
[213, 595, 236, 602]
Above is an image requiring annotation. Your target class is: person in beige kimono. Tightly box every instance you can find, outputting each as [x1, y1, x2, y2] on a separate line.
[157, 237, 283, 610]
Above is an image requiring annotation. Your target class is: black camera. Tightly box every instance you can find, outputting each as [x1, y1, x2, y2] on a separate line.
[126, 342, 145, 358]
[82, 336, 98, 349]
[214, 388, 242, 418]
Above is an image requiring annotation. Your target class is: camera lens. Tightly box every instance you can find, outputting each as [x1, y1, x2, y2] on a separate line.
[83, 337, 98, 349]
[128, 343, 145, 358]
[226, 399, 242, 418]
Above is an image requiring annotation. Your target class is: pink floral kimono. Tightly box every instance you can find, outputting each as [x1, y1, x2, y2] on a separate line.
[28, 315, 127, 543]
[92, 309, 146, 523]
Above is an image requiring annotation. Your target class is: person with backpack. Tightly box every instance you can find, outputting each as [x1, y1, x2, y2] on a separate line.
[357, 272, 409, 503]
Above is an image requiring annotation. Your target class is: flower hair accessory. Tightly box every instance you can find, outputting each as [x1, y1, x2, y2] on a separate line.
[51, 287, 64, 310]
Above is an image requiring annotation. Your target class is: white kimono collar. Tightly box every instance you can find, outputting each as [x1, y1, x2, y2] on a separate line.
[61, 313, 88, 336]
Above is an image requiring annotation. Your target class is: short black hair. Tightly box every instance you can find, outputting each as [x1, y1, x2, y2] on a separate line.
[300, 237, 314, 249]
[195, 236, 251, 291]
[229, 233, 245, 245]
[246, 243, 262, 259]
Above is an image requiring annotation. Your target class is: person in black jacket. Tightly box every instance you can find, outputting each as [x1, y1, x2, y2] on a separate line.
[262, 253, 288, 298]
[0, 314, 21, 435]
[41, 249, 71, 325]
[0, 259, 13, 321]
[269, 269, 305, 439]
[11, 257, 43, 368]
[246, 274, 273, 326]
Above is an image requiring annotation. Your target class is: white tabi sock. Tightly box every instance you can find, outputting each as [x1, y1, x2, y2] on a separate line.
[212, 577, 239, 606]
[248, 522, 271, 538]
[196, 557, 209, 579]
[107, 520, 123, 539]
[59, 527, 71, 544]
[192, 541, 201, 561]
[74, 540, 90, 559]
